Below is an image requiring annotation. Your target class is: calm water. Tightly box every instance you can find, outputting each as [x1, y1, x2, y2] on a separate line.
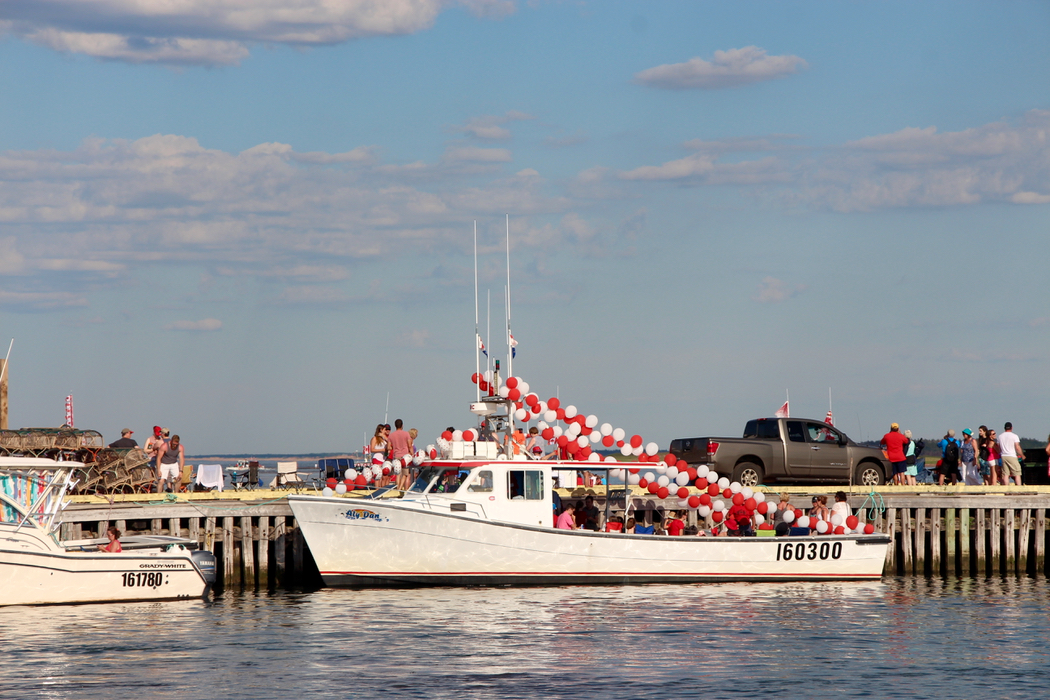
[3, 578, 1049, 699]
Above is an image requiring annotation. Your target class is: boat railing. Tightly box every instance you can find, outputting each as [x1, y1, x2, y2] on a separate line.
[0, 467, 74, 535]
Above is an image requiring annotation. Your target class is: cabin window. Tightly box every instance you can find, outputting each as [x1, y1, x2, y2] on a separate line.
[467, 470, 493, 492]
[507, 470, 543, 500]
[786, 421, 806, 443]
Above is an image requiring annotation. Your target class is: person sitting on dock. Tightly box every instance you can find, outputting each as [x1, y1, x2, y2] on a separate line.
[98, 526, 122, 553]
[108, 428, 137, 450]
[555, 503, 577, 530]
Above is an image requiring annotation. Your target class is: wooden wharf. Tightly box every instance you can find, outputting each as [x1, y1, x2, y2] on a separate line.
[58, 486, 1050, 588]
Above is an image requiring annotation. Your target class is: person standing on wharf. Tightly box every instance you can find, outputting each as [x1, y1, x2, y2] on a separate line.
[998, 422, 1026, 486]
[881, 423, 909, 485]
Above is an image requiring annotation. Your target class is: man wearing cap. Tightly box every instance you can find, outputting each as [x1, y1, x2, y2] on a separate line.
[144, 426, 165, 466]
[107, 428, 138, 450]
[880, 423, 909, 486]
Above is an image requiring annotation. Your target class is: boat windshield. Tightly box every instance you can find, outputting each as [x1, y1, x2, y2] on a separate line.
[407, 466, 470, 494]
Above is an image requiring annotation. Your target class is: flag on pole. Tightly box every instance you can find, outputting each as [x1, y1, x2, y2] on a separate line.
[509, 333, 517, 359]
[824, 410, 834, 426]
[774, 401, 789, 418]
[477, 335, 487, 357]
[65, 395, 74, 428]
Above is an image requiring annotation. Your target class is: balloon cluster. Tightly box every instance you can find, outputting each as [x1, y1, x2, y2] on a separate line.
[320, 454, 425, 497]
[777, 508, 876, 535]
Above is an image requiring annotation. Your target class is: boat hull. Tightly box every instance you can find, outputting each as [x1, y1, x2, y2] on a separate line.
[289, 496, 890, 587]
[0, 546, 211, 606]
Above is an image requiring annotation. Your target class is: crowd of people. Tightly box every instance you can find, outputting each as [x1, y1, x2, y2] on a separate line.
[881, 421, 1047, 487]
[106, 425, 186, 493]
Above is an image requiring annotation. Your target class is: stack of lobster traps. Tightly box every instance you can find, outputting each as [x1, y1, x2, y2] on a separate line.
[0, 428, 154, 494]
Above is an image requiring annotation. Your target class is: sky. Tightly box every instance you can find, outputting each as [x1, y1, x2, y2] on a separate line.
[1, 0, 1048, 454]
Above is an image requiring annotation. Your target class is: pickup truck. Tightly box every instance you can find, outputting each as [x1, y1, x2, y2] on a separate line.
[668, 417, 889, 487]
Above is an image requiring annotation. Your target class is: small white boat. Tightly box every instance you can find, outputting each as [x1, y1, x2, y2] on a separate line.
[289, 457, 890, 587]
[0, 456, 216, 606]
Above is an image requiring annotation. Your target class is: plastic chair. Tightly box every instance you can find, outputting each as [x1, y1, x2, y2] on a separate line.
[272, 461, 305, 491]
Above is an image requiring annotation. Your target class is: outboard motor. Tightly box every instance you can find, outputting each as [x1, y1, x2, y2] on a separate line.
[190, 549, 218, 586]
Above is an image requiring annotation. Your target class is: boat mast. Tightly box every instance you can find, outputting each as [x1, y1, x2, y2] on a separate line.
[474, 221, 481, 402]
[505, 214, 513, 379]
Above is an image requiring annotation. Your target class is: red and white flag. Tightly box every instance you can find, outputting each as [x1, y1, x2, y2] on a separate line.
[774, 401, 789, 418]
[64, 395, 74, 428]
[824, 410, 834, 426]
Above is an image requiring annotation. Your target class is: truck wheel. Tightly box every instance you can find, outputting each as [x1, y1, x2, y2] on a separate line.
[856, 462, 884, 486]
[733, 462, 764, 488]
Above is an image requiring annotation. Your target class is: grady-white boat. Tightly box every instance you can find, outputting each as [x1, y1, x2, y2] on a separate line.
[289, 452, 890, 587]
[0, 456, 216, 606]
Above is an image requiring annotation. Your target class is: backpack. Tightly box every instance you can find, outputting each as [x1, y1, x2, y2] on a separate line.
[944, 440, 960, 464]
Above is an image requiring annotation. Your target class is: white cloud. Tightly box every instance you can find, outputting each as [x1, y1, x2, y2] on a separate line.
[166, 318, 223, 331]
[752, 277, 806, 303]
[398, 329, 431, 348]
[0, 290, 88, 310]
[634, 46, 807, 90]
[0, 0, 505, 66]
[453, 111, 535, 140]
[443, 146, 513, 163]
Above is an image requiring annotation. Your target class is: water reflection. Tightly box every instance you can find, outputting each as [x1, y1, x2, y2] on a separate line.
[2, 578, 1049, 699]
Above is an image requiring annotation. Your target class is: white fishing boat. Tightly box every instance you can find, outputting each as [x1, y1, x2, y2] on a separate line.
[289, 455, 890, 587]
[0, 456, 216, 606]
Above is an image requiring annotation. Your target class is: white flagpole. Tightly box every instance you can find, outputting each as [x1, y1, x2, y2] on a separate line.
[505, 214, 513, 378]
[474, 221, 481, 402]
[0, 339, 12, 385]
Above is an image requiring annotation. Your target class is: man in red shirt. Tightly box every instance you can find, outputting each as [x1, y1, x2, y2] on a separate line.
[880, 422, 909, 486]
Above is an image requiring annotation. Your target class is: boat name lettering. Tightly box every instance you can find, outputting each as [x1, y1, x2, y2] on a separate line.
[776, 541, 842, 562]
[122, 572, 168, 589]
[138, 563, 188, 569]
[343, 509, 387, 522]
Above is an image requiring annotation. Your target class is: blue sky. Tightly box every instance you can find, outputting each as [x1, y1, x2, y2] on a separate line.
[1, 0, 1048, 454]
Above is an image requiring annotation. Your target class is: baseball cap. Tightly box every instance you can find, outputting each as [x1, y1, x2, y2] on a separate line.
[890, 423, 899, 430]
[121, 428, 133, 435]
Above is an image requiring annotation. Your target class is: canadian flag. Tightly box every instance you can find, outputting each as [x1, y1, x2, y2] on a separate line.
[824, 410, 834, 426]
[774, 401, 789, 418]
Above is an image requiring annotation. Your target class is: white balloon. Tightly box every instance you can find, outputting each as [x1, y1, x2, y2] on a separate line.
[588, 452, 601, 462]
[696, 464, 710, 478]
[666, 466, 679, 479]
[322, 487, 334, 497]
[783, 510, 796, 524]
[606, 457, 619, 464]
[707, 470, 719, 483]
[655, 465, 667, 475]
[600, 423, 613, 436]
[564, 405, 578, 419]
[576, 436, 588, 448]
[643, 472, 656, 483]
[657, 475, 670, 488]
[741, 487, 754, 499]
[612, 427, 625, 441]
[483, 370, 493, 382]
[518, 381, 529, 394]
[730, 481, 742, 494]
[675, 472, 690, 487]
[717, 477, 730, 490]
[713, 500, 726, 512]
[620, 444, 633, 456]
[335, 482, 347, 494]
[413, 453, 424, 465]
[816, 520, 830, 534]
[698, 505, 712, 518]
[514, 408, 528, 421]
[498, 385, 510, 398]
[798, 516, 811, 529]
[754, 513, 765, 525]
[347, 468, 358, 479]
[831, 513, 844, 527]
[585, 414, 598, 428]
[589, 432, 601, 444]
[392, 463, 401, 474]
[544, 410, 557, 423]
[631, 444, 644, 456]
[537, 401, 547, 413]
[382, 460, 392, 472]
[627, 472, 641, 485]
[552, 425, 564, 438]
[645, 442, 659, 456]
[452, 430, 463, 442]
[753, 491, 766, 503]
[537, 421, 549, 430]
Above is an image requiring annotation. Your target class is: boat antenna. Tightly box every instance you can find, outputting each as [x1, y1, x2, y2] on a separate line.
[0, 338, 12, 384]
[384, 392, 390, 425]
[474, 220, 481, 401]
[505, 214, 513, 378]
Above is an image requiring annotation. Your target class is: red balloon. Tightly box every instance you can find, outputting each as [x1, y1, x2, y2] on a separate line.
[707, 483, 720, 496]
[677, 487, 689, 499]
[531, 403, 542, 413]
[723, 488, 733, 499]
[462, 430, 475, 442]
[793, 509, 804, 520]
[556, 408, 566, 421]
[515, 401, 524, 410]
[616, 440, 625, 447]
[344, 478, 354, 487]
[541, 428, 554, 440]
[471, 373, 480, 384]
[687, 495, 701, 509]
[630, 434, 643, 448]
[756, 501, 769, 515]
[574, 452, 586, 461]
[657, 486, 669, 499]
[326, 477, 337, 488]
[699, 493, 712, 506]
[382, 467, 391, 475]
[846, 515, 859, 530]
[580, 426, 592, 436]
[834, 526, 845, 535]
[628, 467, 640, 474]
[602, 435, 614, 447]
[478, 380, 489, 392]
[580, 445, 592, 458]
[685, 467, 696, 479]
[566, 441, 580, 454]
[694, 477, 709, 490]
[355, 475, 367, 485]
[665, 453, 677, 466]
[525, 393, 538, 406]
[507, 388, 521, 401]
[429, 448, 437, 459]
[556, 435, 569, 447]
[647, 482, 659, 494]
[638, 478, 649, 488]
[711, 511, 724, 523]
[637, 453, 649, 463]
[547, 397, 560, 410]
[744, 497, 757, 511]
[863, 523, 875, 535]
[441, 430, 452, 440]
[506, 376, 518, 389]
[731, 493, 744, 506]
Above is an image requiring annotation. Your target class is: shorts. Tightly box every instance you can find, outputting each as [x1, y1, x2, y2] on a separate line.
[979, 459, 991, 477]
[892, 460, 907, 475]
[159, 461, 180, 481]
[1001, 456, 1022, 478]
[905, 464, 917, 477]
